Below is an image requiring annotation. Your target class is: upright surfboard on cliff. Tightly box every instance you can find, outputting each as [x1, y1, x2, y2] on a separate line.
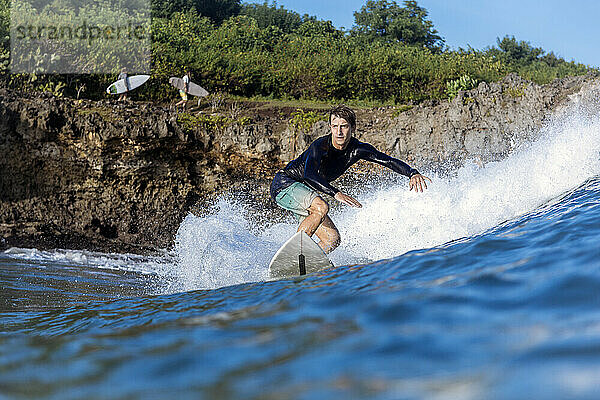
[169, 77, 209, 97]
[269, 231, 333, 279]
[106, 75, 150, 94]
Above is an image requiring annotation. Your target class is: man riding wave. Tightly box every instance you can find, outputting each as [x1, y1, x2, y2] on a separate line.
[270, 105, 431, 253]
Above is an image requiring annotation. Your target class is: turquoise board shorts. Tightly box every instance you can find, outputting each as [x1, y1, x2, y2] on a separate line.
[275, 182, 318, 222]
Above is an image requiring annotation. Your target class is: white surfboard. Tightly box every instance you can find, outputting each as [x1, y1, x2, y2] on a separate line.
[106, 75, 150, 94]
[169, 77, 209, 97]
[269, 231, 333, 279]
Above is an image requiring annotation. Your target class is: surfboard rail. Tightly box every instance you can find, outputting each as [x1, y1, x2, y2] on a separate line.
[106, 75, 150, 94]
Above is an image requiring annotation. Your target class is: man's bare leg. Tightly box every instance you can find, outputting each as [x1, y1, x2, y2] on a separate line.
[298, 196, 329, 237]
[297, 197, 340, 253]
[314, 216, 341, 254]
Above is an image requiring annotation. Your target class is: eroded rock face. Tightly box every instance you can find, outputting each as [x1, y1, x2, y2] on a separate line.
[1, 73, 597, 252]
[360, 73, 597, 170]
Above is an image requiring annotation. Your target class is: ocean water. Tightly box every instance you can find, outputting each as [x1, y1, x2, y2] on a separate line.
[2, 99, 600, 399]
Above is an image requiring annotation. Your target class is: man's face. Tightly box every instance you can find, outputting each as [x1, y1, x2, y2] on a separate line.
[330, 115, 352, 150]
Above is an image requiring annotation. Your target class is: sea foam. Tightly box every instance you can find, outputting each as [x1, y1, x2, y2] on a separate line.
[172, 93, 600, 290]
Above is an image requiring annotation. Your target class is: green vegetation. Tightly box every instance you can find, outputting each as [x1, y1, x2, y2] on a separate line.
[177, 112, 229, 132]
[176, 110, 250, 133]
[289, 109, 325, 133]
[392, 104, 413, 117]
[77, 106, 117, 122]
[0, 0, 596, 104]
[352, 0, 443, 52]
[445, 74, 478, 100]
[506, 84, 526, 98]
[240, 1, 308, 32]
[0, 0, 9, 72]
[152, 0, 240, 22]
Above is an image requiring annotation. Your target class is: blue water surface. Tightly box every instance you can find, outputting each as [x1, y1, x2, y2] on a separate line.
[1, 174, 600, 399]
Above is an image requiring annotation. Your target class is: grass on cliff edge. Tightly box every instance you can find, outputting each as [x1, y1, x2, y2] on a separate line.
[227, 95, 398, 111]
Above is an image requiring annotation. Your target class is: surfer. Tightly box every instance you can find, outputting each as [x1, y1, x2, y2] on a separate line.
[175, 71, 190, 110]
[118, 68, 129, 102]
[270, 105, 431, 254]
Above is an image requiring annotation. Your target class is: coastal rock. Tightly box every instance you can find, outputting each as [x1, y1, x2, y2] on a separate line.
[0, 73, 598, 252]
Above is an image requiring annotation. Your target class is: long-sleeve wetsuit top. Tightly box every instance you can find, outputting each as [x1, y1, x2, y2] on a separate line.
[270, 135, 419, 201]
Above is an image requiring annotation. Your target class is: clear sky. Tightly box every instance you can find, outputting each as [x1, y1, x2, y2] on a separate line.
[245, 0, 600, 68]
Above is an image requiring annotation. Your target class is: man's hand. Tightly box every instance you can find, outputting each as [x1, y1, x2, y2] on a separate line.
[409, 174, 432, 192]
[334, 192, 362, 208]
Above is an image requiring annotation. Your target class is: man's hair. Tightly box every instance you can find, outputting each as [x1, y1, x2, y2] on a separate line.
[329, 105, 356, 130]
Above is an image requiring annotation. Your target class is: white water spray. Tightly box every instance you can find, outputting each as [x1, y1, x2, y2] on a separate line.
[172, 92, 600, 289]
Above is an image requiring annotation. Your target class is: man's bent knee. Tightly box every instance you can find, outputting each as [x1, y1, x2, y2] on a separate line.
[315, 217, 341, 254]
[309, 197, 329, 219]
[327, 234, 341, 253]
[321, 234, 341, 254]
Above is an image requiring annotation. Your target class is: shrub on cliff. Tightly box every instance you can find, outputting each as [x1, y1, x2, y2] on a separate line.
[152, 0, 241, 22]
[484, 36, 589, 83]
[0, 0, 595, 103]
[136, 2, 599, 103]
[240, 1, 305, 33]
[0, 0, 9, 75]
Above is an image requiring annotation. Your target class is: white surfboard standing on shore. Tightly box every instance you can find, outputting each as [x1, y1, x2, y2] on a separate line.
[269, 231, 333, 279]
[106, 75, 150, 94]
[169, 77, 209, 97]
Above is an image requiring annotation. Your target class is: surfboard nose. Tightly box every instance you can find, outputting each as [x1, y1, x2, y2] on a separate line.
[269, 231, 333, 279]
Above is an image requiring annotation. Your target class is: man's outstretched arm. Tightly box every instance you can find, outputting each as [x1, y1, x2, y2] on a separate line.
[358, 143, 431, 192]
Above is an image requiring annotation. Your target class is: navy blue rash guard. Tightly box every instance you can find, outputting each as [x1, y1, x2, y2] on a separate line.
[270, 135, 420, 201]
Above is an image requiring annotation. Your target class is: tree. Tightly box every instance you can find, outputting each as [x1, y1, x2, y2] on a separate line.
[240, 1, 305, 33]
[352, 0, 443, 51]
[152, 0, 241, 23]
[491, 36, 544, 66]
[296, 19, 341, 37]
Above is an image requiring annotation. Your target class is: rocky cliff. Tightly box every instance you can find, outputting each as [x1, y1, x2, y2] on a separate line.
[1, 73, 598, 252]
